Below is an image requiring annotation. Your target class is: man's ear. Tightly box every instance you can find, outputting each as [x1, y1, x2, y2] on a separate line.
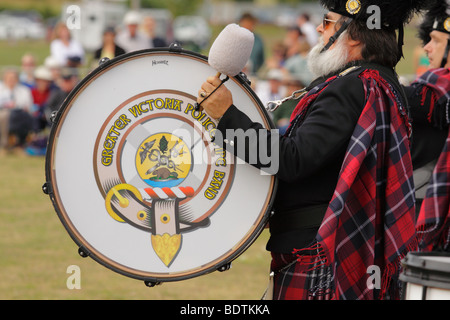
[346, 36, 364, 60]
[347, 38, 361, 48]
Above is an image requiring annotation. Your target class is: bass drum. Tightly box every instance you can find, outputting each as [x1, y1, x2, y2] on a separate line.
[44, 47, 277, 284]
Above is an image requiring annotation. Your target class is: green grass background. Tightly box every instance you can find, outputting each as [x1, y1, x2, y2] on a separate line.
[0, 153, 272, 299]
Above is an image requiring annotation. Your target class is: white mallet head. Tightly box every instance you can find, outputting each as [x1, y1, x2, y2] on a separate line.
[208, 24, 255, 77]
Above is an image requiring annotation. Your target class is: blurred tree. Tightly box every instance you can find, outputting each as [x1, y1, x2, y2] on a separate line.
[234, 0, 313, 3]
[140, 0, 203, 17]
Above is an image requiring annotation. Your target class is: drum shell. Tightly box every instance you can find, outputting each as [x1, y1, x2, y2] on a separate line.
[400, 251, 450, 300]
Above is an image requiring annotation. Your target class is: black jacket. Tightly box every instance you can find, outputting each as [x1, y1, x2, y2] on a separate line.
[216, 61, 406, 253]
[405, 85, 448, 170]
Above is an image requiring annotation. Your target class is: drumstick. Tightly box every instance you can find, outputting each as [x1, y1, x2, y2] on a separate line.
[196, 73, 229, 112]
[196, 24, 254, 112]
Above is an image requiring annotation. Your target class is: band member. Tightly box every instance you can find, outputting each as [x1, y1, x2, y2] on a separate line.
[408, 1, 450, 252]
[198, 0, 428, 300]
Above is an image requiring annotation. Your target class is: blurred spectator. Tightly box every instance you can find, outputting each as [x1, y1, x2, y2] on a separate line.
[94, 27, 126, 61]
[116, 11, 150, 53]
[0, 68, 33, 151]
[262, 41, 288, 74]
[50, 22, 85, 67]
[67, 56, 83, 69]
[283, 27, 306, 59]
[284, 41, 313, 86]
[142, 16, 167, 48]
[279, 26, 313, 86]
[272, 75, 305, 135]
[44, 56, 62, 90]
[239, 13, 265, 75]
[19, 53, 37, 89]
[31, 66, 54, 133]
[297, 13, 318, 48]
[256, 68, 286, 108]
[46, 68, 79, 115]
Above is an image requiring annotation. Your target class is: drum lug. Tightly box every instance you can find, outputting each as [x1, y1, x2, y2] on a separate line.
[78, 246, 90, 258]
[42, 182, 52, 195]
[144, 280, 162, 288]
[218, 262, 232, 272]
[98, 57, 110, 66]
[50, 111, 58, 124]
[238, 71, 252, 86]
[169, 42, 182, 53]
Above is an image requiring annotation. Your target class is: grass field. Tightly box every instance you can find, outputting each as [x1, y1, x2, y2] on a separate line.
[0, 154, 272, 300]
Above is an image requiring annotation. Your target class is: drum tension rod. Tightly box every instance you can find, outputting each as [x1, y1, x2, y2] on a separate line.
[218, 262, 232, 272]
[169, 42, 183, 53]
[50, 111, 59, 124]
[78, 247, 90, 258]
[99, 57, 110, 66]
[144, 281, 162, 288]
[42, 182, 52, 195]
[238, 71, 252, 86]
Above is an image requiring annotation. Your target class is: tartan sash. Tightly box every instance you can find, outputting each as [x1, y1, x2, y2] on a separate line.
[275, 69, 416, 300]
[416, 132, 450, 252]
[410, 68, 450, 126]
[415, 68, 450, 252]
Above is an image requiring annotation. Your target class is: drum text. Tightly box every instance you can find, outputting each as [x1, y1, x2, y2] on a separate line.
[215, 148, 227, 167]
[128, 98, 183, 118]
[184, 103, 217, 139]
[101, 114, 131, 166]
[204, 170, 226, 200]
[152, 60, 169, 66]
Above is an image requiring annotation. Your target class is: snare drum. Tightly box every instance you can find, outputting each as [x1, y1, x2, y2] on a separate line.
[44, 47, 276, 284]
[400, 252, 450, 300]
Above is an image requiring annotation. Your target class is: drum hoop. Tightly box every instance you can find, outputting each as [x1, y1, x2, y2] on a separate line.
[400, 251, 450, 290]
[45, 47, 278, 282]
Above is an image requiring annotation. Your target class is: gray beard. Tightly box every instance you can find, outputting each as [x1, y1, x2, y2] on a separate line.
[307, 33, 350, 79]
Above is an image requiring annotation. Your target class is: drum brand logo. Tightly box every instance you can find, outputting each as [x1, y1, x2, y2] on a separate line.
[152, 60, 169, 66]
[94, 90, 235, 268]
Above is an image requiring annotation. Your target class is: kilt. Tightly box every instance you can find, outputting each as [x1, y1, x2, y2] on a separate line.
[271, 251, 334, 300]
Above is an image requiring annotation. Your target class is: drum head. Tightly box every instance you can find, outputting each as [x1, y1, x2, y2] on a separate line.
[45, 48, 276, 283]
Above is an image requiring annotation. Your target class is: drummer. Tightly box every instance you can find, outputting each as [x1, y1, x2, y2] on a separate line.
[408, 1, 450, 252]
[198, 0, 427, 300]
[405, 0, 450, 216]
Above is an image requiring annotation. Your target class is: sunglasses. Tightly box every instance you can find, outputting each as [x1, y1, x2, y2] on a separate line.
[323, 14, 339, 30]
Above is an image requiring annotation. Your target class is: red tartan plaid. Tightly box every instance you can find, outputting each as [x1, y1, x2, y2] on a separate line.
[273, 69, 417, 300]
[414, 68, 450, 252]
[416, 132, 450, 251]
[411, 68, 450, 126]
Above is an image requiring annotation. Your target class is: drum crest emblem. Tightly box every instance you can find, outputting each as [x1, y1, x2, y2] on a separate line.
[94, 91, 234, 268]
[136, 133, 191, 188]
